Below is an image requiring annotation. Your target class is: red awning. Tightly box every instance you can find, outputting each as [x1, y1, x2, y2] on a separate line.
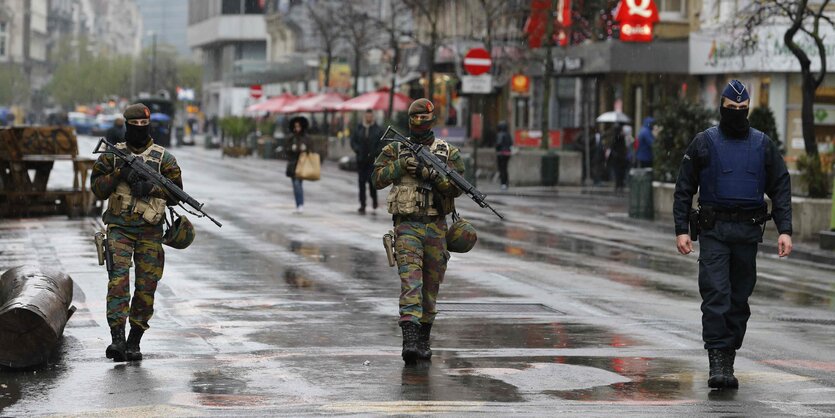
[336, 88, 411, 112]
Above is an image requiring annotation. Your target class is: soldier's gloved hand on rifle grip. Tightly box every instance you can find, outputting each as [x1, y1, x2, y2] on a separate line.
[405, 157, 437, 181]
[118, 166, 140, 183]
[131, 181, 154, 198]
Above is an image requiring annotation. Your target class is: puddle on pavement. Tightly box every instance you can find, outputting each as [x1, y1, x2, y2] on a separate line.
[191, 369, 248, 395]
[434, 321, 642, 349]
[0, 335, 76, 411]
[445, 355, 697, 403]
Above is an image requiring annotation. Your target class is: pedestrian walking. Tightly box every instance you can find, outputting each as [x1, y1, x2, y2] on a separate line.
[674, 80, 793, 390]
[591, 129, 606, 186]
[90, 104, 184, 362]
[495, 121, 513, 190]
[607, 124, 628, 192]
[286, 116, 312, 214]
[350, 109, 384, 213]
[105, 117, 125, 144]
[373, 98, 466, 365]
[636, 117, 655, 168]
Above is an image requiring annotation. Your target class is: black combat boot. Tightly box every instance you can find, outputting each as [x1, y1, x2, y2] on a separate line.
[400, 321, 420, 364]
[707, 348, 729, 389]
[105, 324, 126, 362]
[723, 349, 739, 388]
[125, 326, 145, 361]
[417, 322, 433, 360]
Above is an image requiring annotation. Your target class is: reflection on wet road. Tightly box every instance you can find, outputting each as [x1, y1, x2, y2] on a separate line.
[2, 139, 835, 416]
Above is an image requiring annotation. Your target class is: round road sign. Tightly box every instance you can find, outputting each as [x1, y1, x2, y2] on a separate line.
[464, 48, 492, 76]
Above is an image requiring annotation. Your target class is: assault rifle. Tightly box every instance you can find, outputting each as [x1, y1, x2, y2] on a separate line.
[381, 126, 504, 220]
[93, 139, 222, 227]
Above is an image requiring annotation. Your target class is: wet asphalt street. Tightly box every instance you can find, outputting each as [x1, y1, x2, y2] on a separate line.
[2, 136, 835, 417]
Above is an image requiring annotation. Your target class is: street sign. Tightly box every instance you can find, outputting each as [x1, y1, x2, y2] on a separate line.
[249, 84, 263, 100]
[461, 75, 493, 94]
[463, 48, 492, 76]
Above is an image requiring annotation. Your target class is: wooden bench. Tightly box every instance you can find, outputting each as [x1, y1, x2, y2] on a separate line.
[0, 127, 99, 217]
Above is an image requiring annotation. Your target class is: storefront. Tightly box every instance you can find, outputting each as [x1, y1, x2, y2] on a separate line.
[690, 24, 835, 166]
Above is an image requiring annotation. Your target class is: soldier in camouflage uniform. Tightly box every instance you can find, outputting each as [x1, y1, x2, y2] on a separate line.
[91, 103, 183, 362]
[373, 98, 465, 364]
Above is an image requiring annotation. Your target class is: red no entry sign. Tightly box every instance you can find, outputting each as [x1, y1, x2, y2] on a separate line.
[250, 84, 263, 100]
[464, 48, 491, 76]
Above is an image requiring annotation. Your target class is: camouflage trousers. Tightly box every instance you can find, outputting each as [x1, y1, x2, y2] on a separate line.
[395, 219, 450, 324]
[106, 227, 165, 330]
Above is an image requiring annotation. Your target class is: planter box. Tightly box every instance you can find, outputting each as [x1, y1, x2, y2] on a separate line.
[653, 182, 831, 241]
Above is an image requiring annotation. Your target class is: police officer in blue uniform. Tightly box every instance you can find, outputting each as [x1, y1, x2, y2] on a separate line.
[674, 80, 793, 390]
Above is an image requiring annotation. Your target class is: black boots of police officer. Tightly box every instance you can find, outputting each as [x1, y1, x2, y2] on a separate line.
[708, 348, 738, 389]
[105, 325, 126, 362]
[400, 321, 420, 364]
[417, 323, 433, 360]
[126, 326, 145, 361]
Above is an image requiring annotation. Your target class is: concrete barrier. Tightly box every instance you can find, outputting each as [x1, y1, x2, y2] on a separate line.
[653, 181, 830, 241]
[327, 137, 354, 161]
[476, 149, 583, 186]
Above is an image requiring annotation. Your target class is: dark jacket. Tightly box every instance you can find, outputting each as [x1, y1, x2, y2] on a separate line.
[286, 134, 312, 178]
[350, 122, 384, 165]
[105, 125, 125, 144]
[673, 127, 792, 236]
[495, 122, 513, 155]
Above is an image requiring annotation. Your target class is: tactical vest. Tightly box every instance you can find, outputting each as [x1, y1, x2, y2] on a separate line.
[699, 127, 767, 209]
[387, 139, 455, 216]
[107, 143, 167, 225]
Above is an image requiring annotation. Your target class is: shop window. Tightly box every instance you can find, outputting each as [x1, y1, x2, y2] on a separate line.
[222, 0, 242, 14]
[0, 22, 6, 58]
[759, 78, 770, 108]
[515, 97, 530, 129]
[244, 0, 265, 14]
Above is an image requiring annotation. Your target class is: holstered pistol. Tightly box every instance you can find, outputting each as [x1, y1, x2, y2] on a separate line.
[383, 230, 396, 267]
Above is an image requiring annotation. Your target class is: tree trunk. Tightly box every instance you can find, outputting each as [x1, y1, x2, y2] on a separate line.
[0, 266, 76, 368]
[388, 44, 399, 120]
[353, 50, 361, 97]
[800, 69, 819, 157]
[540, 0, 557, 150]
[426, 28, 437, 100]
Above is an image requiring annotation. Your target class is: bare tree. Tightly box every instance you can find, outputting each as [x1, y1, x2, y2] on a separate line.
[340, 1, 378, 97]
[401, 0, 444, 100]
[739, 0, 834, 159]
[307, 1, 341, 92]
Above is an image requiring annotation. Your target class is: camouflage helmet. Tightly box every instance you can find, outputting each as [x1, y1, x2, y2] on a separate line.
[446, 216, 477, 253]
[163, 213, 196, 249]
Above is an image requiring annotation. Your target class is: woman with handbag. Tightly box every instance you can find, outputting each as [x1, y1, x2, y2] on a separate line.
[286, 116, 312, 213]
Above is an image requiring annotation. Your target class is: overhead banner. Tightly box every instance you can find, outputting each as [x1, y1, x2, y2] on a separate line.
[615, 0, 659, 43]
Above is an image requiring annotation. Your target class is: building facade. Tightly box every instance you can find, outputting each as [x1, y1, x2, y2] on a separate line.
[187, 0, 269, 117]
[136, 0, 190, 57]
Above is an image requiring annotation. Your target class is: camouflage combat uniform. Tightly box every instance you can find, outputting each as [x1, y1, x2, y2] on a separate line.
[91, 141, 182, 331]
[372, 134, 464, 325]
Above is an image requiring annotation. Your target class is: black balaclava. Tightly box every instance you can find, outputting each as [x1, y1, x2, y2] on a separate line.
[409, 119, 435, 144]
[719, 79, 751, 138]
[125, 124, 150, 148]
[719, 106, 750, 138]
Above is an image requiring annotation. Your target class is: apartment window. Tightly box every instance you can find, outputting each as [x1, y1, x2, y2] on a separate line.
[0, 22, 6, 58]
[658, 0, 687, 19]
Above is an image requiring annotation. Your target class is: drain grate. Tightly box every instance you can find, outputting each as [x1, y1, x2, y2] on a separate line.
[774, 316, 835, 326]
[439, 302, 564, 314]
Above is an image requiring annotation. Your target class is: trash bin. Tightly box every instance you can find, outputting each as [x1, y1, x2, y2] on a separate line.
[628, 167, 654, 220]
[261, 137, 276, 159]
[541, 151, 559, 186]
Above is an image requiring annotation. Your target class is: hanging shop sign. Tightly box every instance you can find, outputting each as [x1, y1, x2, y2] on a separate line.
[615, 0, 659, 43]
[511, 74, 530, 94]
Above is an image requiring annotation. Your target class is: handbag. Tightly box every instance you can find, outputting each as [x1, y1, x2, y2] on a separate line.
[294, 151, 321, 181]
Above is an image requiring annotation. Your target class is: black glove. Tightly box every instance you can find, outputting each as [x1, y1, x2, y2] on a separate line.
[119, 165, 142, 184]
[405, 158, 437, 181]
[131, 181, 154, 198]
